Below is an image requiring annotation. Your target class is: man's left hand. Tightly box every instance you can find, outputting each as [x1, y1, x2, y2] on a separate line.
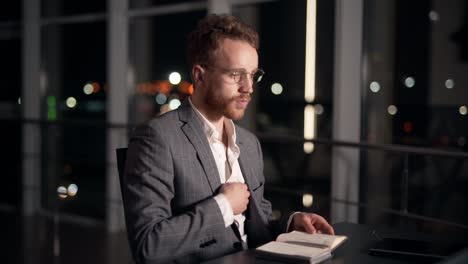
[290, 213, 335, 235]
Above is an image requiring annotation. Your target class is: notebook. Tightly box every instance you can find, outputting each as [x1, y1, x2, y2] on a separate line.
[256, 231, 347, 264]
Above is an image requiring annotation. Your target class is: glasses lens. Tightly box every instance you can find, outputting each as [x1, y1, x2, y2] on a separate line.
[253, 70, 264, 83]
[232, 72, 241, 83]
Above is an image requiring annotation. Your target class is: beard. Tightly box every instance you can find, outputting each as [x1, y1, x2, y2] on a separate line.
[204, 87, 251, 120]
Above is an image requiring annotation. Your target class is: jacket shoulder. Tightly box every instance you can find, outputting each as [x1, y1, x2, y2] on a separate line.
[131, 110, 181, 137]
[235, 124, 259, 144]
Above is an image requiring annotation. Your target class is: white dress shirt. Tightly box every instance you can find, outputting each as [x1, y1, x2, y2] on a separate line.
[189, 98, 247, 242]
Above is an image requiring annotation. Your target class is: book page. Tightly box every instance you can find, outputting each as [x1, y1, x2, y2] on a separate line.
[277, 231, 347, 250]
[257, 241, 331, 260]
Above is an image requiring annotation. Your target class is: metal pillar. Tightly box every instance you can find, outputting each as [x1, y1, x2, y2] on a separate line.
[331, 0, 363, 223]
[106, 0, 129, 232]
[22, 0, 41, 215]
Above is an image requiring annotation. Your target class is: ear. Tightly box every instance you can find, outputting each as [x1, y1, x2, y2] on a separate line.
[191, 64, 205, 86]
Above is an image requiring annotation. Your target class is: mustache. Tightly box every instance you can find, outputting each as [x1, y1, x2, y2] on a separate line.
[234, 94, 251, 101]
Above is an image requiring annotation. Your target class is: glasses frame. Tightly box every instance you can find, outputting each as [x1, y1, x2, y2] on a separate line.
[201, 64, 265, 85]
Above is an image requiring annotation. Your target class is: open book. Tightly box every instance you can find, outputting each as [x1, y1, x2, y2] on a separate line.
[256, 231, 348, 264]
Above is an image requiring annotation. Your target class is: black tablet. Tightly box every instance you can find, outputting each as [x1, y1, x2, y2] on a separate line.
[369, 238, 464, 262]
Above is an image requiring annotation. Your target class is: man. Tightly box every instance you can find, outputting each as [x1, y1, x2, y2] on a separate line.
[123, 14, 334, 263]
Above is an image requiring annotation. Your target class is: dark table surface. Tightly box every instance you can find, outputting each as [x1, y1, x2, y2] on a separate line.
[203, 222, 461, 264]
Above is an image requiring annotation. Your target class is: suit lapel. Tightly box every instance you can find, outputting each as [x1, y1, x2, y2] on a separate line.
[237, 139, 252, 220]
[178, 100, 221, 193]
[237, 136, 259, 197]
[237, 130, 274, 248]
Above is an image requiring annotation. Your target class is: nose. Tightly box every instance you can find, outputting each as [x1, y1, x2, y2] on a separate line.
[239, 74, 254, 94]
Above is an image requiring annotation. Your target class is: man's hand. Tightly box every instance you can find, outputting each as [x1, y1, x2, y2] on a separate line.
[219, 183, 250, 215]
[290, 213, 335, 235]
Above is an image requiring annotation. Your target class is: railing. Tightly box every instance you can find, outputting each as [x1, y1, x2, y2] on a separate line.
[257, 132, 468, 230]
[1, 118, 467, 231]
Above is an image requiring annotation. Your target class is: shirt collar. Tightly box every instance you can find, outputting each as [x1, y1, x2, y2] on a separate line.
[188, 97, 238, 146]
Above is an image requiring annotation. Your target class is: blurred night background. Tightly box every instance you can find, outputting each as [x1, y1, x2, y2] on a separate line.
[1, 0, 468, 263]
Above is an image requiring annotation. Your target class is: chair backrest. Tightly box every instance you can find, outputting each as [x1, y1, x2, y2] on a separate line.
[116, 147, 129, 215]
[115, 147, 136, 263]
[116, 147, 128, 180]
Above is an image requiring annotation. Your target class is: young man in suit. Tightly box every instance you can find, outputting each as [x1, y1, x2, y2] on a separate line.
[123, 14, 334, 263]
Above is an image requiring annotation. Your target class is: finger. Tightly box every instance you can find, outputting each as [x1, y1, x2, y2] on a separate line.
[309, 214, 325, 223]
[316, 222, 335, 235]
[311, 215, 335, 235]
[301, 215, 317, 234]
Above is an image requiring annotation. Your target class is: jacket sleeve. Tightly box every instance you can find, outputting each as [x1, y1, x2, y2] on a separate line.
[122, 123, 226, 263]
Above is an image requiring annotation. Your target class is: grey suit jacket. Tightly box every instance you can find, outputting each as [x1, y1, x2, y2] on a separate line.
[123, 100, 284, 263]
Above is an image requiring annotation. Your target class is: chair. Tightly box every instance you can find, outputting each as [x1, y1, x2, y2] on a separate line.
[115, 147, 136, 263]
[116, 147, 129, 215]
[116, 147, 128, 181]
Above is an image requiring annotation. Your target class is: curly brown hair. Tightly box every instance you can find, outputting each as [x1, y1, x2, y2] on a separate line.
[187, 14, 259, 68]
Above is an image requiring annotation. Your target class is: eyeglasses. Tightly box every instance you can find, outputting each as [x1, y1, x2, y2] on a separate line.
[202, 65, 265, 84]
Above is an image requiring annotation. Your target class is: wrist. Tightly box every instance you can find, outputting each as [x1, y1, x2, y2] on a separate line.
[286, 212, 302, 232]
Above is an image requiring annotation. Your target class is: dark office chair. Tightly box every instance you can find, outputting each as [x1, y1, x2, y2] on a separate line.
[116, 148, 128, 183]
[115, 147, 136, 264]
[116, 147, 129, 210]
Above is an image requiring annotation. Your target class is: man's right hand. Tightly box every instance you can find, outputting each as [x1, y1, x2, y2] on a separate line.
[219, 183, 250, 215]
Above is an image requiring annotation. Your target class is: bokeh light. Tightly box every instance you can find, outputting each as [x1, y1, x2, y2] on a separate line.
[404, 77, 415, 88]
[57, 186, 68, 199]
[179, 81, 194, 95]
[83, 83, 94, 95]
[169, 72, 182, 85]
[315, 104, 324, 115]
[169, 99, 181, 110]
[403, 121, 413, 133]
[370, 81, 381, 93]
[387, 105, 398, 115]
[67, 184, 78, 197]
[459, 105, 467, 115]
[429, 10, 439, 21]
[303, 142, 314, 153]
[445, 79, 454, 89]
[155, 93, 167, 105]
[271, 83, 283, 95]
[66, 97, 77, 108]
[302, 194, 313, 207]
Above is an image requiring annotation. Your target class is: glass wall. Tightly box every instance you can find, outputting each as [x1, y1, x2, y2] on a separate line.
[41, 22, 107, 218]
[2, 0, 337, 221]
[361, 0, 468, 227]
[128, 0, 335, 218]
[0, 1, 21, 207]
[127, 1, 333, 220]
[9, 0, 466, 232]
[129, 11, 205, 124]
[233, 0, 336, 217]
[130, 0, 205, 9]
[0, 2, 21, 21]
[42, 0, 106, 17]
